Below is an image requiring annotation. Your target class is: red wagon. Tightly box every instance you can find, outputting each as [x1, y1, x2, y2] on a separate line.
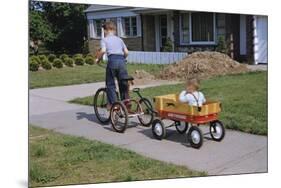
[152, 94, 225, 149]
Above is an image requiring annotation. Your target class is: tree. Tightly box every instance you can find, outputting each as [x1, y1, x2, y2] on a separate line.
[43, 2, 88, 54]
[29, 1, 88, 54]
[29, 2, 54, 54]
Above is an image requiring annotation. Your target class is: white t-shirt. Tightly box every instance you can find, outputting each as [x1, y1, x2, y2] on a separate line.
[179, 91, 206, 107]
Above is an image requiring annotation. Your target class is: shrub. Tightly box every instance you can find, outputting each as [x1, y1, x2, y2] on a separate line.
[64, 57, 74, 67]
[73, 53, 83, 59]
[85, 56, 94, 65]
[53, 58, 63, 68]
[29, 60, 39, 71]
[162, 37, 173, 52]
[41, 59, 52, 70]
[38, 55, 47, 62]
[74, 56, 85, 66]
[216, 36, 228, 54]
[59, 54, 69, 62]
[48, 54, 56, 63]
[30, 55, 40, 64]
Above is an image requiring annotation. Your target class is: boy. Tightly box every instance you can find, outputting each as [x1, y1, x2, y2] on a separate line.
[95, 21, 129, 109]
[179, 78, 206, 107]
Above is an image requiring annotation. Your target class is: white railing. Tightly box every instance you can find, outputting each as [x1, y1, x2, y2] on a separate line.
[127, 51, 188, 64]
[104, 51, 188, 64]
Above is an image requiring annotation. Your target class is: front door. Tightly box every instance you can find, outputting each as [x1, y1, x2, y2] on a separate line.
[159, 15, 168, 51]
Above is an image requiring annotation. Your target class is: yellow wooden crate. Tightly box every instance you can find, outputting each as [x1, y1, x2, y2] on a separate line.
[153, 94, 221, 116]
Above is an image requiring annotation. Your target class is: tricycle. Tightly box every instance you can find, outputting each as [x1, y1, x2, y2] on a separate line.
[151, 94, 225, 149]
[93, 76, 155, 133]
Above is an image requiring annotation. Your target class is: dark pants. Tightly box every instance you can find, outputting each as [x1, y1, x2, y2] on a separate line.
[106, 54, 129, 105]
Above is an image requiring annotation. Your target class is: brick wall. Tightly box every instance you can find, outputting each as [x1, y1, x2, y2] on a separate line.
[122, 37, 142, 51]
[88, 39, 100, 54]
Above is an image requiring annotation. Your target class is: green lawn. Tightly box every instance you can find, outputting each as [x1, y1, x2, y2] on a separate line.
[29, 63, 165, 89]
[29, 126, 204, 187]
[70, 72, 267, 135]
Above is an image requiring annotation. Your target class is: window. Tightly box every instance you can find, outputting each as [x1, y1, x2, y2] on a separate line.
[181, 13, 189, 43]
[123, 16, 137, 37]
[191, 13, 214, 42]
[94, 19, 105, 38]
[180, 13, 215, 44]
[160, 15, 168, 49]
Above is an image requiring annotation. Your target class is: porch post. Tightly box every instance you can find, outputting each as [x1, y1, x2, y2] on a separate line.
[155, 15, 160, 52]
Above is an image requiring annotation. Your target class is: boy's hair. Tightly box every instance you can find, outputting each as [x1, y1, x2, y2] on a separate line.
[186, 78, 200, 90]
[102, 21, 116, 31]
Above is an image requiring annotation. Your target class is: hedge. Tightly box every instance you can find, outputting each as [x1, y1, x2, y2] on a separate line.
[48, 54, 56, 63]
[53, 58, 63, 68]
[74, 56, 85, 66]
[41, 59, 52, 70]
[85, 56, 94, 65]
[64, 57, 74, 67]
[29, 60, 39, 71]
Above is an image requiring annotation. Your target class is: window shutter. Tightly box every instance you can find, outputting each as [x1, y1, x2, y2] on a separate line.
[117, 17, 124, 37]
[89, 20, 94, 38]
[136, 15, 142, 36]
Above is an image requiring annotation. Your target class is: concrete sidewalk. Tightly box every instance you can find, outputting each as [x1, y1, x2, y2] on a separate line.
[29, 81, 267, 175]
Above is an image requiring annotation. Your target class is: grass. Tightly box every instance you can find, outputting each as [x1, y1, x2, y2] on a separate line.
[29, 63, 165, 89]
[70, 72, 267, 135]
[29, 126, 205, 187]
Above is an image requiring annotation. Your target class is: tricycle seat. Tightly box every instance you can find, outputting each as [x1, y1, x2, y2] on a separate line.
[121, 75, 134, 81]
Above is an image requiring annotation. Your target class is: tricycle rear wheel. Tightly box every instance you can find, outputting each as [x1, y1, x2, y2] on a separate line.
[187, 126, 203, 149]
[209, 120, 225, 141]
[152, 119, 166, 140]
[175, 121, 189, 134]
[137, 98, 154, 127]
[110, 102, 128, 133]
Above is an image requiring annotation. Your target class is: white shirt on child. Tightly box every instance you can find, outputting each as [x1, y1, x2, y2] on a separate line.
[179, 91, 206, 107]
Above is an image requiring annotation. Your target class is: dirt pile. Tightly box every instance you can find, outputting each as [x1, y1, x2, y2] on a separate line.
[131, 70, 155, 85]
[159, 51, 249, 80]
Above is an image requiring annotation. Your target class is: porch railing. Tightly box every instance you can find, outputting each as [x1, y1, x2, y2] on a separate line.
[104, 51, 188, 64]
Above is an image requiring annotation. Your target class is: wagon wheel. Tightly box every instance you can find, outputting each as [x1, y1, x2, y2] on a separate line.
[152, 119, 166, 140]
[187, 126, 203, 149]
[175, 121, 189, 134]
[93, 88, 110, 124]
[210, 120, 225, 141]
[137, 98, 154, 127]
[110, 102, 128, 133]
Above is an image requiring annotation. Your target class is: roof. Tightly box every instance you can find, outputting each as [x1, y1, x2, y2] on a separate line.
[84, 4, 128, 13]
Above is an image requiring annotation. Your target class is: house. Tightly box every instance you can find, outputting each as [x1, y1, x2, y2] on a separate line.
[84, 5, 268, 64]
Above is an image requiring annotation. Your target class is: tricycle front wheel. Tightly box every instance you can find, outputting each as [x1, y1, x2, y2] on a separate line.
[209, 120, 225, 141]
[187, 126, 203, 149]
[152, 119, 166, 140]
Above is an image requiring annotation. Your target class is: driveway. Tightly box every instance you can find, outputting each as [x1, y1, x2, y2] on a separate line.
[29, 80, 267, 175]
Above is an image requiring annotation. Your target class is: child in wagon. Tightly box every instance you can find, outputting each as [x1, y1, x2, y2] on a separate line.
[179, 78, 206, 107]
